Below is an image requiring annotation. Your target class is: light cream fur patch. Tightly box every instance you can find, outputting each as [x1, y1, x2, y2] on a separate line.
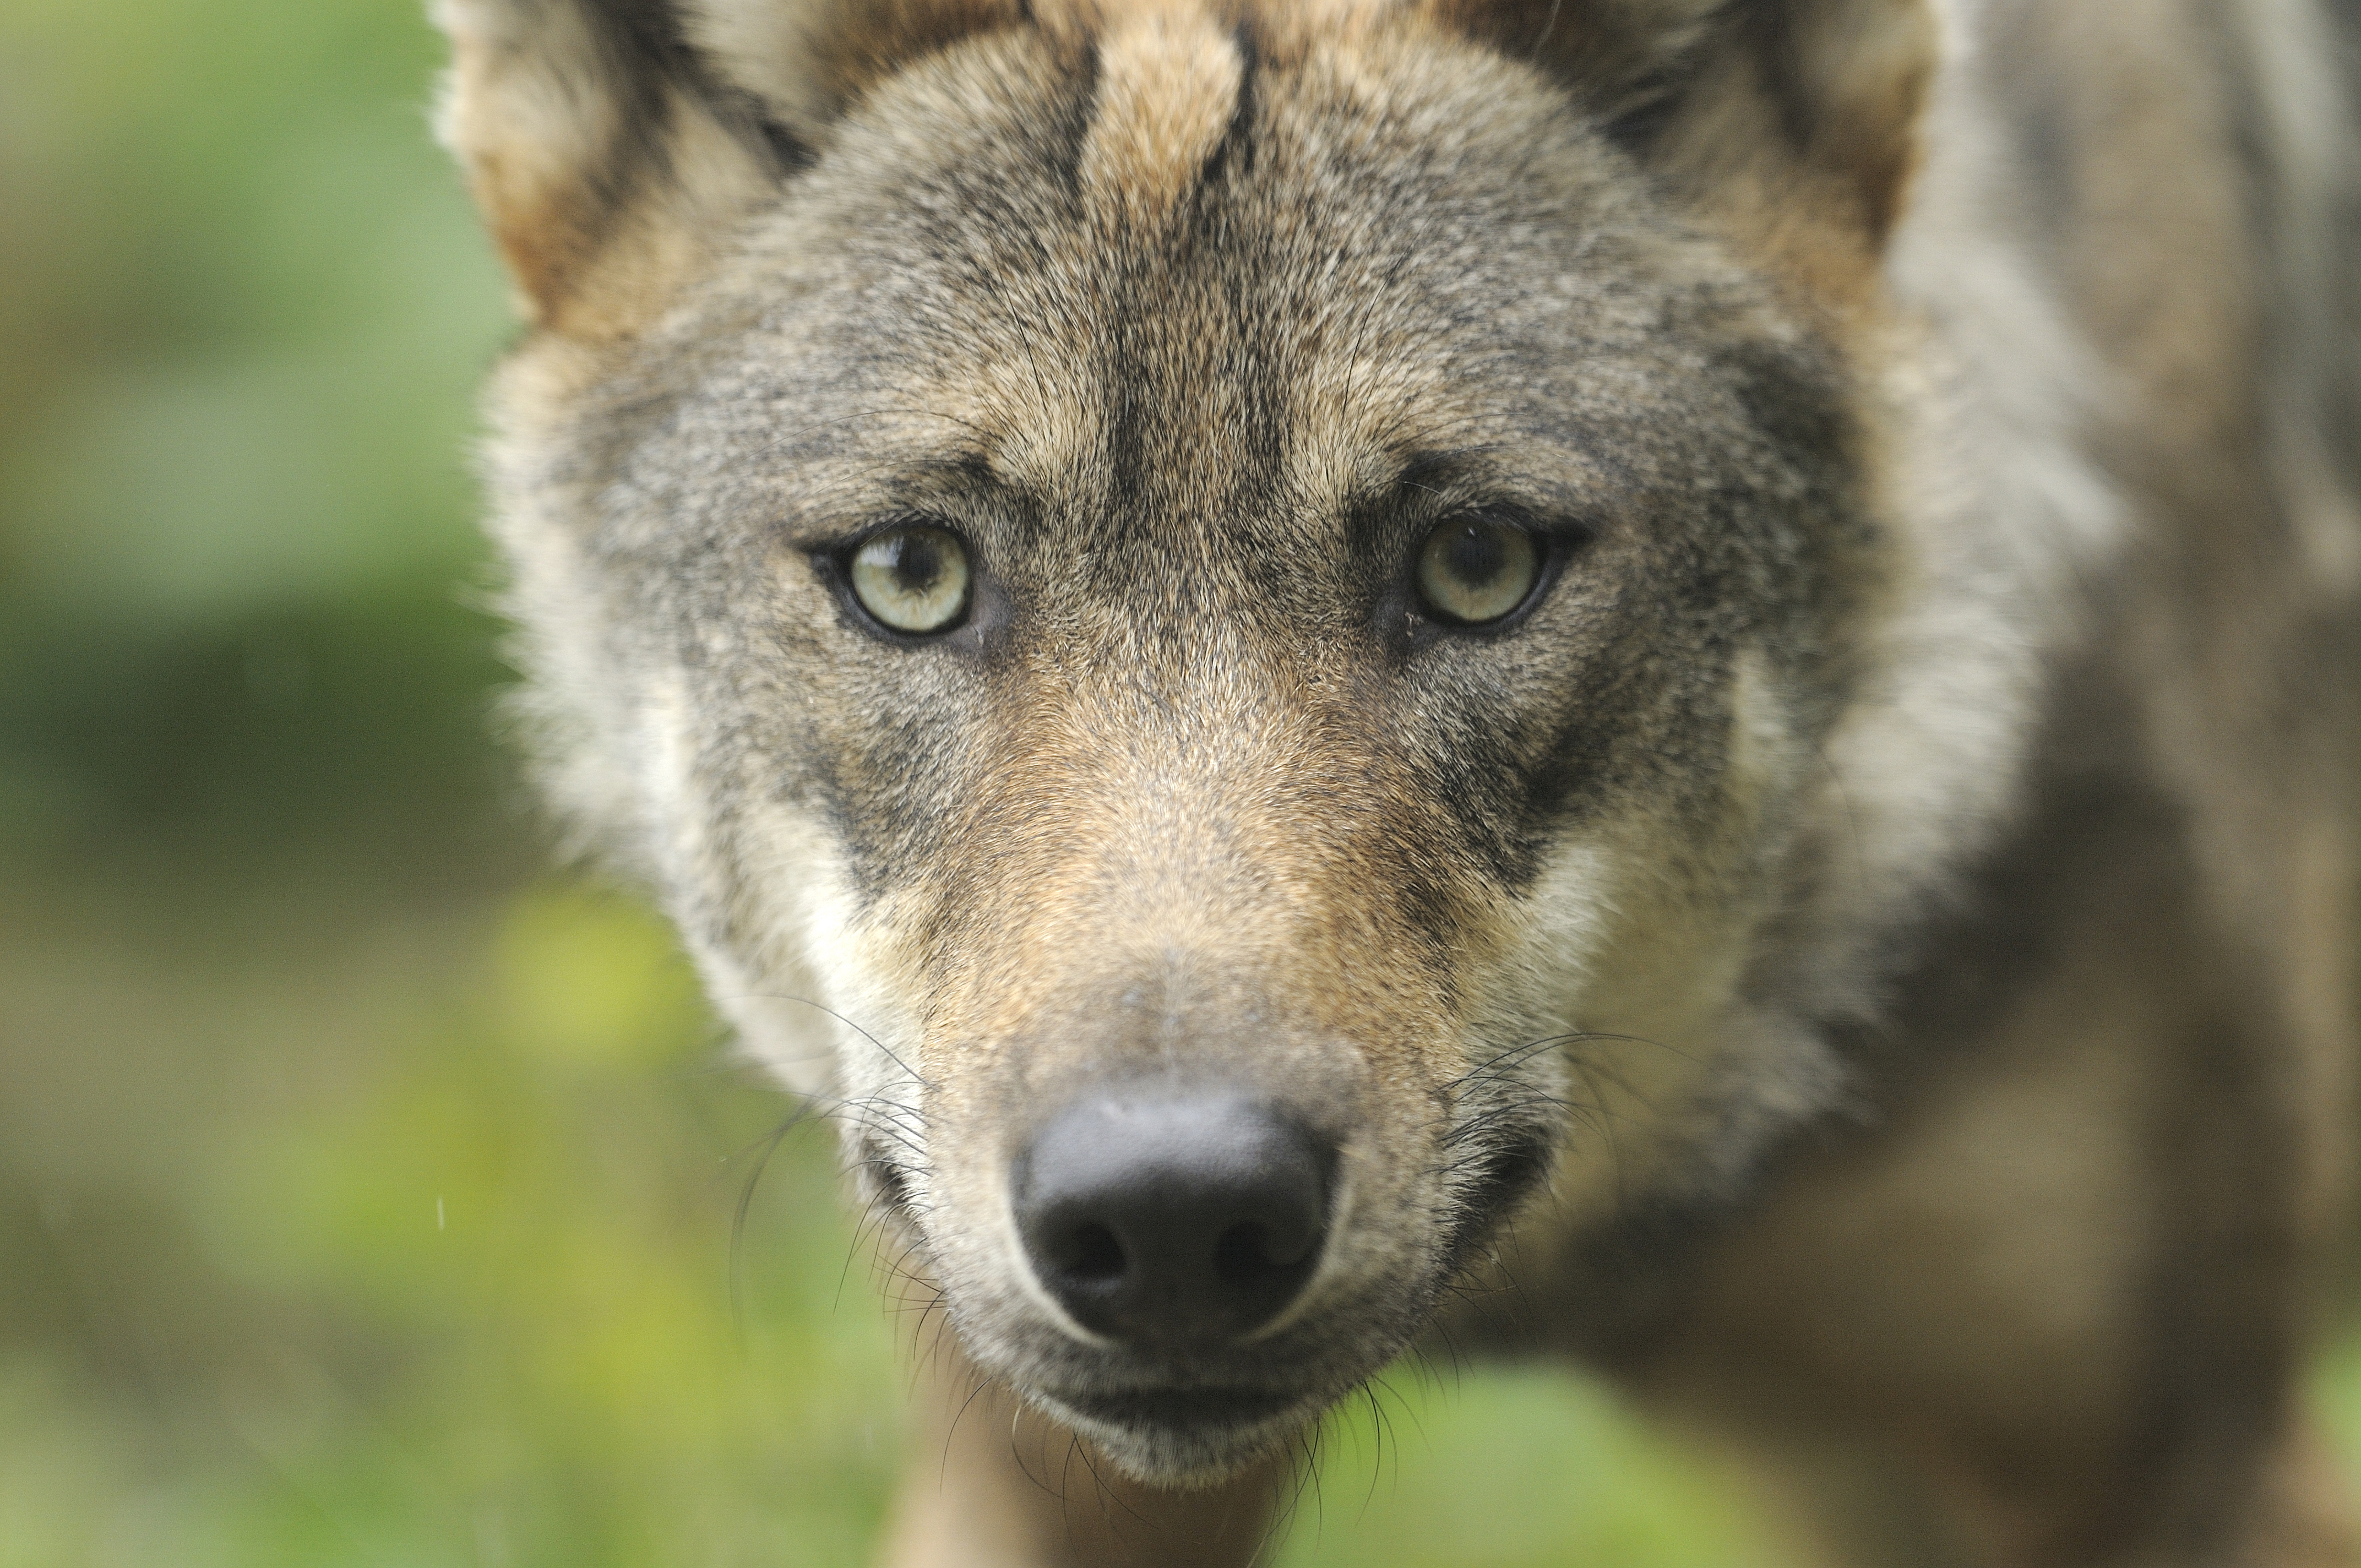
[1079, 3, 1244, 228]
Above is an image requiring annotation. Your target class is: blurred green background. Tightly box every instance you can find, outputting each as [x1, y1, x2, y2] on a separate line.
[0, 3, 2352, 1565]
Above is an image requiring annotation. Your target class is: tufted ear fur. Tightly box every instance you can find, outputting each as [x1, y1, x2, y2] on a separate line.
[677, 0, 1031, 144]
[433, 0, 1024, 336]
[435, 0, 761, 335]
[1428, 0, 1939, 297]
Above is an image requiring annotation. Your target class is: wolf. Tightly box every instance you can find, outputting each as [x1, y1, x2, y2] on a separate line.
[432, 0, 2361, 1560]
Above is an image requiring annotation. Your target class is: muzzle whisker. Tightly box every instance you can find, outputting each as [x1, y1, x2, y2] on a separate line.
[1007, 1406, 1059, 1502]
[727, 1104, 818, 1345]
[1563, 1028, 1698, 1071]
[709, 989, 938, 1091]
[1054, 1431, 1087, 1537]
[1416, 1318, 1469, 1389]
[837, 1177, 923, 1311]
[1259, 1422, 1318, 1564]
[1067, 1424, 1152, 1547]
[937, 1368, 997, 1483]
[910, 1291, 958, 1385]
[1298, 1404, 1330, 1544]
[1441, 1031, 1578, 1094]
[1562, 1055, 1634, 1210]
[1355, 1379, 1401, 1522]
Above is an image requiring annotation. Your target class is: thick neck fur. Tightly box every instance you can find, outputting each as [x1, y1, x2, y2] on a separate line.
[1759, 1, 2121, 1039]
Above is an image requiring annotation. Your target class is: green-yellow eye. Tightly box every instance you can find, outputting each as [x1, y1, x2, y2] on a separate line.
[849, 524, 971, 635]
[1416, 514, 1540, 625]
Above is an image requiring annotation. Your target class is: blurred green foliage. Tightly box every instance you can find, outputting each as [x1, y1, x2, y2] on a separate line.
[0, 0, 516, 887]
[0, 2, 2351, 1565]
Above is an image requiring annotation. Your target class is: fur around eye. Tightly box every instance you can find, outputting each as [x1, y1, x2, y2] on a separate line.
[848, 524, 972, 635]
[1415, 514, 1541, 625]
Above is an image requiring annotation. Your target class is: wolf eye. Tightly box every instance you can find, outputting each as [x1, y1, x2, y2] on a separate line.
[1415, 514, 1540, 625]
[848, 524, 971, 635]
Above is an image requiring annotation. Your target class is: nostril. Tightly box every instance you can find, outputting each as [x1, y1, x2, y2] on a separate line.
[1059, 1221, 1127, 1282]
[1212, 1220, 1298, 1290]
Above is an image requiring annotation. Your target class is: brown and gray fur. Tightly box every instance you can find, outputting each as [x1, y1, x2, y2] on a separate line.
[432, 0, 2361, 1560]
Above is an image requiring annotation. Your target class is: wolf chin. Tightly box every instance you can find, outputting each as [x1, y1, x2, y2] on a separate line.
[434, 0, 2361, 1561]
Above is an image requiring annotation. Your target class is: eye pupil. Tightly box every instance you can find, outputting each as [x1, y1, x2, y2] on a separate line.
[890, 536, 940, 592]
[1442, 524, 1506, 587]
[849, 523, 971, 635]
[1416, 514, 1540, 626]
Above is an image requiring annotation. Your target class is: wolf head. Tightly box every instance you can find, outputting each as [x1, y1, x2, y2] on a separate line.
[439, 0, 1947, 1483]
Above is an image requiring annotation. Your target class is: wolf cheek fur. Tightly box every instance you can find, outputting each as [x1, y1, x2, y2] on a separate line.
[437, 0, 2361, 1562]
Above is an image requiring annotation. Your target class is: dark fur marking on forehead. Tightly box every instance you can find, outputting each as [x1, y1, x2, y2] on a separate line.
[1201, 20, 1261, 187]
[1048, 30, 1102, 200]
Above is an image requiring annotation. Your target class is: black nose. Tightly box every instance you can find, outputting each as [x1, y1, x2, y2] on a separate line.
[1013, 1092, 1334, 1347]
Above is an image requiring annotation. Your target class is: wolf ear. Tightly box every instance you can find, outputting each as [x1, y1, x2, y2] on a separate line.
[1435, 0, 1937, 279]
[676, 0, 1027, 140]
[434, 0, 1020, 336]
[433, 1, 777, 335]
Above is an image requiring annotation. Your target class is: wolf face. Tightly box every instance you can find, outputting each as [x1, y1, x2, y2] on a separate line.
[445, 0, 1952, 1483]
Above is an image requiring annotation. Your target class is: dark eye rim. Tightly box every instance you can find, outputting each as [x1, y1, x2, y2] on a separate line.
[811, 515, 978, 643]
[1408, 507, 1585, 634]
